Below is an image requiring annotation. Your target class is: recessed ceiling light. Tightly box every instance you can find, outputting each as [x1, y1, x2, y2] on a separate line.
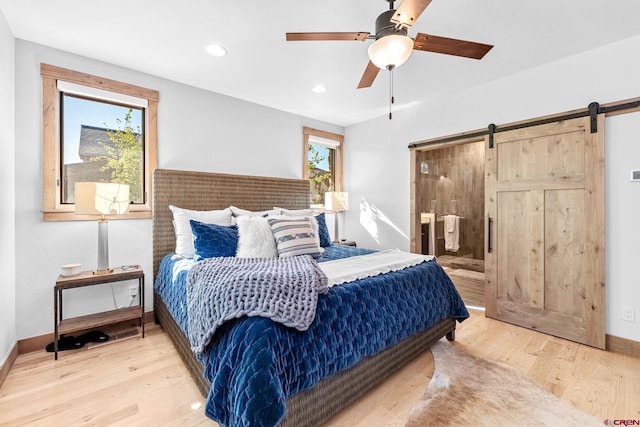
[312, 85, 327, 94]
[206, 43, 227, 57]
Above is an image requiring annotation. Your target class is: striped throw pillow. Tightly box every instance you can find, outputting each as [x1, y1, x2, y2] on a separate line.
[268, 217, 324, 258]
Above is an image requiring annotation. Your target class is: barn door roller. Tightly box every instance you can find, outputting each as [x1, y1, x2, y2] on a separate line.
[588, 102, 600, 133]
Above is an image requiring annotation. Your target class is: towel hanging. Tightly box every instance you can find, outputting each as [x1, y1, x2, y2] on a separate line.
[444, 215, 460, 252]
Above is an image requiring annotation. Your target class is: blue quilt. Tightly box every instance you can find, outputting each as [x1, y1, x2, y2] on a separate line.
[154, 245, 468, 427]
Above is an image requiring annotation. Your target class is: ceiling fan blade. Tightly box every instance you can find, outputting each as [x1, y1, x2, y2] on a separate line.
[286, 32, 370, 41]
[413, 33, 493, 59]
[358, 61, 380, 89]
[391, 0, 432, 28]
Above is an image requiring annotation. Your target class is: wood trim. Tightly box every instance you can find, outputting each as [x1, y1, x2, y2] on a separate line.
[17, 333, 52, 355]
[302, 132, 310, 180]
[409, 149, 420, 253]
[0, 343, 18, 389]
[40, 63, 157, 221]
[410, 130, 488, 151]
[606, 333, 640, 357]
[41, 74, 59, 215]
[43, 210, 151, 221]
[303, 126, 345, 143]
[146, 99, 158, 211]
[40, 63, 159, 101]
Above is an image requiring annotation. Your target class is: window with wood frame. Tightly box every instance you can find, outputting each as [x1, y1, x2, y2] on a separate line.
[303, 127, 343, 207]
[41, 63, 158, 221]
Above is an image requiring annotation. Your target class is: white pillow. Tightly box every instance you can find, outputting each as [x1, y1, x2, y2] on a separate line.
[273, 207, 315, 216]
[236, 216, 278, 258]
[169, 205, 233, 258]
[230, 206, 280, 219]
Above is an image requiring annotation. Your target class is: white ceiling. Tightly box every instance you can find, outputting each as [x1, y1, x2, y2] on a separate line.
[2, 0, 640, 127]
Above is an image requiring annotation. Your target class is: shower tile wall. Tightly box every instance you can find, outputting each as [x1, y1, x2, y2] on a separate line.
[420, 141, 484, 259]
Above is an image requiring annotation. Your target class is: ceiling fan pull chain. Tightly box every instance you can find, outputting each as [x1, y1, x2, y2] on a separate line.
[389, 65, 394, 120]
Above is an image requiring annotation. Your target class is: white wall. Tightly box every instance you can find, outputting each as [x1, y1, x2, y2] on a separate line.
[345, 35, 640, 342]
[11, 32, 640, 344]
[0, 10, 16, 368]
[604, 112, 640, 341]
[14, 40, 342, 340]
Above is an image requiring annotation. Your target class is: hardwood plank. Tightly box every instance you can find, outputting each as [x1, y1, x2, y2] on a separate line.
[0, 325, 208, 426]
[2, 313, 639, 425]
[442, 268, 485, 309]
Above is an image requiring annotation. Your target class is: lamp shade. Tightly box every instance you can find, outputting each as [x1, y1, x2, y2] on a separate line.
[368, 34, 414, 69]
[325, 192, 349, 211]
[75, 182, 130, 215]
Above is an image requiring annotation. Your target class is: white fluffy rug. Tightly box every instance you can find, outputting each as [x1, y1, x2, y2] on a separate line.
[405, 341, 602, 427]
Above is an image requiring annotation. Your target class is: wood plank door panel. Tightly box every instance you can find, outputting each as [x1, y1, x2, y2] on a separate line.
[485, 116, 605, 349]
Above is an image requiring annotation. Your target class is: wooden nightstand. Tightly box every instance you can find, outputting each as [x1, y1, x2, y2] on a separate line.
[53, 266, 144, 360]
[338, 240, 357, 247]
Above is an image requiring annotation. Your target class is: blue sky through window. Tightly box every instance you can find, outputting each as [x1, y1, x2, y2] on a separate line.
[309, 143, 330, 171]
[62, 95, 142, 164]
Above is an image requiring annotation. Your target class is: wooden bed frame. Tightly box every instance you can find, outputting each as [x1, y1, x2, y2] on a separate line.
[152, 168, 456, 426]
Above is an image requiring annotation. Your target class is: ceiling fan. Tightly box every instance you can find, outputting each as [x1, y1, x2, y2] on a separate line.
[286, 0, 493, 89]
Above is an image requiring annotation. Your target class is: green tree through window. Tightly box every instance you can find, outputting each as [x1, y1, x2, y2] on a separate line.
[100, 109, 144, 203]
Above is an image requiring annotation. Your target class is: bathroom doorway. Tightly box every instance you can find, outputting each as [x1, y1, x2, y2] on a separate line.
[410, 137, 485, 308]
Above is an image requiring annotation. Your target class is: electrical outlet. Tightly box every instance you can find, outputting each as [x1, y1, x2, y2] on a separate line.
[622, 306, 635, 322]
[129, 286, 138, 298]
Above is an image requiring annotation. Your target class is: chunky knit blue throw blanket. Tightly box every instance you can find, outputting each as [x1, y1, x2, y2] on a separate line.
[186, 255, 329, 355]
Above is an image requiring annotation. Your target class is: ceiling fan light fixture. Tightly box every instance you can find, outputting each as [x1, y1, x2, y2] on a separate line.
[367, 34, 413, 69]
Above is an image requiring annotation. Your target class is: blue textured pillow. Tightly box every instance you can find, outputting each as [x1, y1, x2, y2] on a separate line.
[190, 220, 238, 261]
[315, 213, 332, 247]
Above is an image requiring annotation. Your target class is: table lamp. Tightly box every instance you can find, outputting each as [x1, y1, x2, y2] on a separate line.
[325, 191, 349, 243]
[75, 182, 130, 275]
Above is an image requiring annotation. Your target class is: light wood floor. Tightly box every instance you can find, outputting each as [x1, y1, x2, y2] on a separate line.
[1, 311, 639, 426]
[441, 266, 485, 309]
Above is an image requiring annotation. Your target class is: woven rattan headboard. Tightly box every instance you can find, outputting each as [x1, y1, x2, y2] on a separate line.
[152, 169, 310, 278]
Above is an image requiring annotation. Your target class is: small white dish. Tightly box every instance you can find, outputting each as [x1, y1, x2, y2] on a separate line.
[61, 263, 82, 277]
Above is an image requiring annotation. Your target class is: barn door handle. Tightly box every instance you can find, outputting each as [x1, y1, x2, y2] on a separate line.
[487, 217, 493, 253]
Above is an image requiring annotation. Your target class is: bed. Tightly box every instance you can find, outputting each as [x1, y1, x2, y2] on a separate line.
[152, 168, 468, 426]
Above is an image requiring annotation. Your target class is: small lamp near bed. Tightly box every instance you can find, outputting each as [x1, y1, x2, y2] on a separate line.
[325, 191, 349, 243]
[75, 182, 130, 275]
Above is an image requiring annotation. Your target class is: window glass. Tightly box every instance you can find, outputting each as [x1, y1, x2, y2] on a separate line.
[308, 142, 335, 205]
[302, 127, 343, 207]
[61, 94, 144, 204]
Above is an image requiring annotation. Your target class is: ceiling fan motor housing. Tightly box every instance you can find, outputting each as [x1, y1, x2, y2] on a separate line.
[375, 9, 408, 39]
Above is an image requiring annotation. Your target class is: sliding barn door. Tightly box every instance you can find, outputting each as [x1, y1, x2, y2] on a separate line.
[485, 116, 605, 349]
